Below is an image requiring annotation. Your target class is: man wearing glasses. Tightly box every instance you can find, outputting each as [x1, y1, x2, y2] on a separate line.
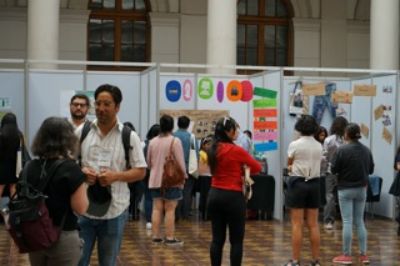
[69, 94, 90, 130]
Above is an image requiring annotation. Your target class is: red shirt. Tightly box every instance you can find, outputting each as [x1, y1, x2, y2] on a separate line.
[211, 143, 262, 192]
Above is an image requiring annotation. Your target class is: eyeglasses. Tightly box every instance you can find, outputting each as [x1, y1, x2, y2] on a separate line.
[71, 102, 87, 108]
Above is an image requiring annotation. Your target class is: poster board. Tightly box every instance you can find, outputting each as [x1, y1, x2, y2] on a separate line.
[160, 109, 229, 139]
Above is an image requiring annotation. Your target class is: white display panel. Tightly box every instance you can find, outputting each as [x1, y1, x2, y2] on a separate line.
[0, 70, 25, 132]
[28, 71, 83, 145]
[370, 74, 397, 217]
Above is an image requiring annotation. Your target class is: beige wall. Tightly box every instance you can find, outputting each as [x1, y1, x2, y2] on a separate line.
[0, 1, 374, 69]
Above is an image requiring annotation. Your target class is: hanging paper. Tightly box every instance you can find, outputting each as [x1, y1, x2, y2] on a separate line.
[253, 87, 277, 99]
[302, 83, 325, 96]
[360, 123, 369, 138]
[353, 84, 376, 96]
[382, 127, 392, 144]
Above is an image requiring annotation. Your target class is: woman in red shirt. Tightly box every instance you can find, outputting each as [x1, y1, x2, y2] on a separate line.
[207, 116, 261, 266]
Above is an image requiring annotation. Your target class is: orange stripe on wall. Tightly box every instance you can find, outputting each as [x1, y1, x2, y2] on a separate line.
[253, 109, 277, 117]
[253, 121, 278, 130]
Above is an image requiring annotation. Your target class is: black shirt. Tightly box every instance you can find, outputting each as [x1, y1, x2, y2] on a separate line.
[331, 141, 374, 190]
[27, 159, 85, 231]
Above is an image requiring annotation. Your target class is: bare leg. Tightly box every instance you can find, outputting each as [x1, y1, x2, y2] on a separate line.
[290, 208, 304, 261]
[164, 200, 178, 239]
[306, 208, 320, 260]
[151, 199, 164, 239]
[8, 184, 16, 198]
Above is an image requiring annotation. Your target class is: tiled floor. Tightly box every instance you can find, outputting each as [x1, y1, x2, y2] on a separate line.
[1, 215, 399, 265]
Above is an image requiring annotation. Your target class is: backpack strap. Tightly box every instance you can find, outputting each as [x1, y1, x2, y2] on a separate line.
[78, 121, 92, 166]
[121, 125, 132, 170]
[37, 159, 66, 192]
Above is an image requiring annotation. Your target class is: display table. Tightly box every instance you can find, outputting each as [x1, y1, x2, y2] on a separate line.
[247, 175, 275, 220]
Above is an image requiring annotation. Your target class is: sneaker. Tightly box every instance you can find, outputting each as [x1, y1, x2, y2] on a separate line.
[146, 222, 152, 230]
[164, 238, 184, 247]
[309, 260, 321, 266]
[324, 221, 334, 229]
[284, 259, 300, 266]
[333, 254, 352, 264]
[152, 238, 163, 244]
[359, 254, 370, 264]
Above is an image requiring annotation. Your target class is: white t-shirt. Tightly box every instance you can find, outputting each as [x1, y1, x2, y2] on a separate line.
[287, 136, 322, 179]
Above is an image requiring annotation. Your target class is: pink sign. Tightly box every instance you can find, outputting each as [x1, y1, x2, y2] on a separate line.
[253, 131, 278, 141]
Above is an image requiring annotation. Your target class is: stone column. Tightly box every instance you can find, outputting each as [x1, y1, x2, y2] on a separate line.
[27, 0, 60, 68]
[207, 0, 236, 74]
[370, 0, 399, 69]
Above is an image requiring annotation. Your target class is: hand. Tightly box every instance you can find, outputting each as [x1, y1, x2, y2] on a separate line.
[97, 168, 118, 186]
[82, 167, 97, 185]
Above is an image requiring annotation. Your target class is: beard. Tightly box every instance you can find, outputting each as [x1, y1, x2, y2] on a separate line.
[71, 112, 86, 120]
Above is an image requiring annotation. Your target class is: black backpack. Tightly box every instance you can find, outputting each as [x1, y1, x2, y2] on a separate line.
[7, 159, 66, 253]
[79, 121, 132, 169]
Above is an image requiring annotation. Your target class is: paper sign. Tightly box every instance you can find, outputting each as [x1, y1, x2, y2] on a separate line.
[253, 131, 278, 141]
[254, 121, 278, 130]
[374, 105, 385, 120]
[253, 109, 277, 117]
[254, 142, 278, 152]
[332, 91, 353, 104]
[302, 83, 325, 96]
[382, 127, 392, 144]
[360, 123, 369, 138]
[160, 109, 229, 139]
[253, 98, 277, 108]
[253, 87, 277, 99]
[353, 84, 376, 96]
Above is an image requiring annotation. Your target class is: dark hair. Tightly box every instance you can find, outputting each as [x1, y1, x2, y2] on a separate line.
[345, 123, 361, 141]
[295, 115, 318, 136]
[123, 121, 136, 132]
[200, 134, 213, 150]
[31, 117, 78, 159]
[0, 112, 21, 160]
[70, 94, 90, 107]
[160, 115, 174, 134]
[146, 124, 160, 140]
[395, 145, 400, 170]
[243, 130, 252, 139]
[330, 116, 348, 137]
[94, 84, 122, 105]
[314, 126, 328, 144]
[208, 116, 237, 174]
[177, 116, 190, 129]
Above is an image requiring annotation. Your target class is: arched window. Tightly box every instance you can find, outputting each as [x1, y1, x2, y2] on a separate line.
[88, 0, 150, 65]
[237, 0, 293, 67]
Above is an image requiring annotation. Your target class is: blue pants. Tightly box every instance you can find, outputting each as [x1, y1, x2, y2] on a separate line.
[312, 83, 337, 124]
[78, 210, 129, 266]
[144, 183, 153, 223]
[338, 187, 367, 255]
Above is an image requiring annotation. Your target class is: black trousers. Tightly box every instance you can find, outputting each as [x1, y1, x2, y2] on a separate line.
[207, 188, 246, 266]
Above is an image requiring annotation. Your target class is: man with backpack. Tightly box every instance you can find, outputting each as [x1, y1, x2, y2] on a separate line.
[77, 84, 147, 266]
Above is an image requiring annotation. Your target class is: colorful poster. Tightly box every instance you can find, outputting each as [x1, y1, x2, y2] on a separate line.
[252, 86, 278, 152]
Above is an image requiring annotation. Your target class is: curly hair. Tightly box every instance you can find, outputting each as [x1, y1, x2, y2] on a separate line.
[31, 117, 78, 159]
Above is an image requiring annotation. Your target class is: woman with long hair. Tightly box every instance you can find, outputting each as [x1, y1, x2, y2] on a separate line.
[332, 123, 374, 264]
[28, 117, 88, 266]
[207, 116, 261, 266]
[0, 113, 25, 197]
[147, 115, 186, 246]
[323, 116, 348, 229]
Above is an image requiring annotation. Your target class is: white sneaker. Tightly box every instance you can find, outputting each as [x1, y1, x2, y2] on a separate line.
[146, 222, 152, 230]
[324, 222, 334, 229]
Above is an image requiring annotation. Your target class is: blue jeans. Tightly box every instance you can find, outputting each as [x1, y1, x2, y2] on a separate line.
[144, 184, 153, 223]
[338, 187, 367, 255]
[312, 83, 337, 124]
[78, 209, 129, 266]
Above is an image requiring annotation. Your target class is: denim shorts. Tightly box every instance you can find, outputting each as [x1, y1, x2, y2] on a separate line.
[150, 187, 183, 201]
